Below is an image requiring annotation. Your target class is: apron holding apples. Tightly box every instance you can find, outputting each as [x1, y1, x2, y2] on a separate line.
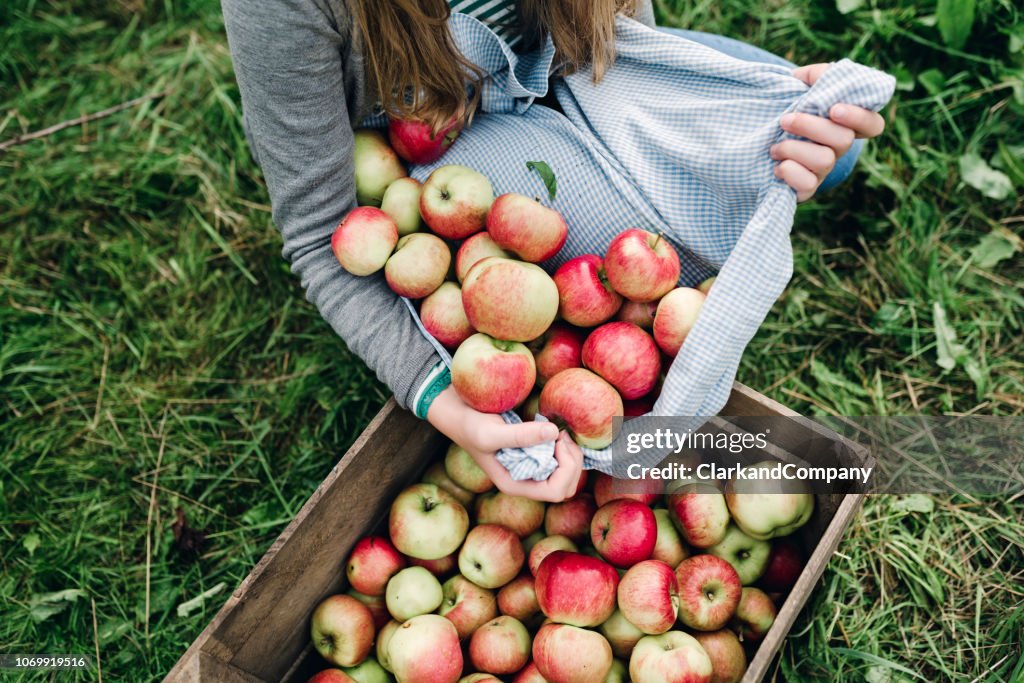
[367, 13, 896, 480]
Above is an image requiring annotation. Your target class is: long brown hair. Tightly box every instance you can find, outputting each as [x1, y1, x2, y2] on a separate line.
[349, 0, 637, 130]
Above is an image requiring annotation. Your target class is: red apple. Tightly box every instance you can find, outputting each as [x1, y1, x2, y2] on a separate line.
[604, 229, 680, 303]
[653, 287, 705, 357]
[538, 368, 623, 449]
[388, 116, 462, 164]
[420, 164, 493, 239]
[387, 614, 462, 683]
[460, 675, 501, 683]
[730, 587, 776, 642]
[347, 589, 390, 631]
[384, 232, 450, 299]
[469, 615, 532, 674]
[353, 129, 406, 207]
[475, 492, 546, 538]
[528, 535, 578, 577]
[667, 483, 730, 549]
[379, 176, 423, 236]
[615, 299, 656, 329]
[462, 257, 559, 342]
[308, 670, 356, 683]
[409, 552, 458, 579]
[455, 232, 512, 282]
[497, 573, 540, 622]
[332, 207, 398, 276]
[345, 536, 406, 597]
[651, 509, 688, 567]
[582, 322, 661, 400]
[438, 575, 498, 640]
[692, 630, 746, 683]
[388, 483, 469, 560]
[628, 632, 712, 683]
[675, 555, 742, 631]
[458, 524, 525, 589]
[530, 322, 586, 386]
[552, 254, 623, 327]
[534, 550, 618, 627]
[422, 462, 475, 507]
[623, 394, 656, 417]
[593, 472, 662, 507]
[487, 193, 568, 263]
[544, 493, 597, 544]
[421, 281, 474, 350]
[444, 443, 494, 494]
[512, 661, 548, 683]
[617, 560, 679, 634]
[758, 538, 804, 593]
[599, 609, 646, 659]
[451, 333, 536, 413]
[533, 622, 613, 683]
[310, 595, 375, 667]
[590, 500, 657, 568]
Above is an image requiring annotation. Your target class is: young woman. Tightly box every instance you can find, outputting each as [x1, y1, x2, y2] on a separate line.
[222, 0, 885, 501]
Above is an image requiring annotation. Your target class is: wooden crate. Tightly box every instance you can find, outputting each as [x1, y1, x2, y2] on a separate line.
[165, 383, 870, 683]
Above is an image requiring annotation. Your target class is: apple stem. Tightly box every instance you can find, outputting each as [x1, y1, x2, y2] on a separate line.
[652, 232, 664, 249]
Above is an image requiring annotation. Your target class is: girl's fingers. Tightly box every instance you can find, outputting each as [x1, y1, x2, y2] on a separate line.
[780, 112, 856, 158]
[480, 419, 559, 452]
[549, 433, 585, 499]
[774, 159, 819, 202]
[829, 104, 885, 139]
[771, 140, 836, 181]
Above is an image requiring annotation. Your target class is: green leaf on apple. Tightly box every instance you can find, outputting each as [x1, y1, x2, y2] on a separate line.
[526, 161, 557, 201]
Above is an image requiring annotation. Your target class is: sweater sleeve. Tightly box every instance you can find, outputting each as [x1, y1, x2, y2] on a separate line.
[221, 0, 442, 410]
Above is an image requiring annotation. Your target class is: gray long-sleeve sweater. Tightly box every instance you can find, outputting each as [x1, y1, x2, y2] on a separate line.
[220, 0, 656, 410]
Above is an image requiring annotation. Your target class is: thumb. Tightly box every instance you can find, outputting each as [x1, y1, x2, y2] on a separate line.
[793, 63, 830, 87]
[484, 420, 559, 451]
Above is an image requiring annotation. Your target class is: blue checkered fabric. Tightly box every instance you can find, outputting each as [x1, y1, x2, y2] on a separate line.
[398, 13, 895, 480]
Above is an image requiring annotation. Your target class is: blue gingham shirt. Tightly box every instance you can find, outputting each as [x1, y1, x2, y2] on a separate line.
[394, 13, 895, 480]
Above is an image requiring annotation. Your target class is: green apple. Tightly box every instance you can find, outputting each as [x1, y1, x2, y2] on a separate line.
[388, 483, 469, 560]
[725, 460, 814, 540]
[353, 129, 406, 207]
[706, 524, 771, 586]
[342, 656, 392, 683]
[385, 566, 443, 621]
[380, 177, 423, 236]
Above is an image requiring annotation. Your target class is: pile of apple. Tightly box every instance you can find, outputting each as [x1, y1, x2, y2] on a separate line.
[333, 124, 713, 447]
[306, 447, 812, 683]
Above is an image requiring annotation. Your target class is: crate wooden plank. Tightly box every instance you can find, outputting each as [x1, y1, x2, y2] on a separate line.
[164, 400, 444, 682]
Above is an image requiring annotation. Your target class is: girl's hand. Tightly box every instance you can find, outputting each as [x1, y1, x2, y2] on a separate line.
[426, 386, 585, 503]
[772, 63, 887, 202]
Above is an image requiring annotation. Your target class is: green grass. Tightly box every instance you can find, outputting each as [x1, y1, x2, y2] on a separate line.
[1, 0, 1021, 680]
